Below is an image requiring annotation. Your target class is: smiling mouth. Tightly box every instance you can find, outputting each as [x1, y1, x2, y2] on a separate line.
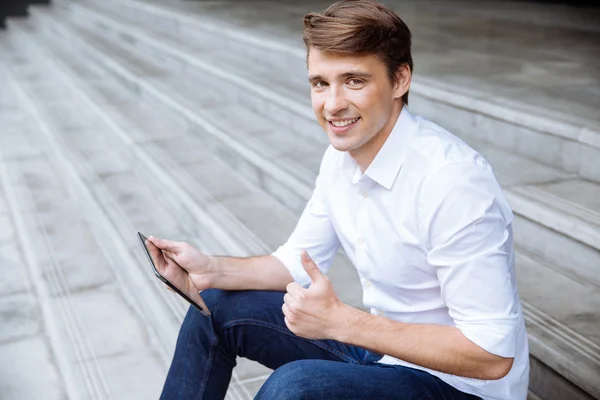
[329, 117, 360, 127]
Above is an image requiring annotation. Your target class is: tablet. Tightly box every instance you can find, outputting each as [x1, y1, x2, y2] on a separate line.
[138, 232, 211, 317]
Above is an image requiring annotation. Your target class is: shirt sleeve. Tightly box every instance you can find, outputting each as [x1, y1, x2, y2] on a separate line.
[271, 147, 341, 287]
[420, 161, 519, 358]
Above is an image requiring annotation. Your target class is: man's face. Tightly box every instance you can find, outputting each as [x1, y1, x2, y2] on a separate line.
[308, 48, 404, 154]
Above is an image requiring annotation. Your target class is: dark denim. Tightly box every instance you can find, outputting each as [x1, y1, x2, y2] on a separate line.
[160, 289, 481, 400]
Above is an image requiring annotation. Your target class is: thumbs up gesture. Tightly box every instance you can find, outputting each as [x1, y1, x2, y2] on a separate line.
[282, 250, 348, 340]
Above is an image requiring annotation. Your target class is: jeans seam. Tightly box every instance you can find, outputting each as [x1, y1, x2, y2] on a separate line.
[193, 333, 219, 400]
[361, 350, 371, 365]
[222, 318, 361, 365]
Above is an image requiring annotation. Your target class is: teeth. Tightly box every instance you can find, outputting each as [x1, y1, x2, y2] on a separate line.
[331, 117, 359, 127]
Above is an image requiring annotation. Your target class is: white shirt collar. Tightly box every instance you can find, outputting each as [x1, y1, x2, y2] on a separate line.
[339, 106, 417, 190]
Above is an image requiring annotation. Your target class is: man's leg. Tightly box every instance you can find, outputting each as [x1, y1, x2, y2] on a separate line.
[255, 359, 481, 400]
[160, 289, 373, 400]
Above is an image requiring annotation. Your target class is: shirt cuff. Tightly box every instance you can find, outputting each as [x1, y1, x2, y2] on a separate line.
[271, 245, 312, 288]
[457, 317, 518, 358]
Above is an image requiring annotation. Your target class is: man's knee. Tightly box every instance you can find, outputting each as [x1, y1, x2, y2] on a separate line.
[194, 288, 229, 328]
[199, 288, 226, 313]
[255, 360, 316, 400]
[179, 289, 226, 334]
[198, 289, 285, 330]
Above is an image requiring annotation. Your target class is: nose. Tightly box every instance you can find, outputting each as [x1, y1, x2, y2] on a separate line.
[324, 86, 349, 116]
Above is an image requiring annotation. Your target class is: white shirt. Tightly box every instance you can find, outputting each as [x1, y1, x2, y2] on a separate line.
[272, 107, 530, 400]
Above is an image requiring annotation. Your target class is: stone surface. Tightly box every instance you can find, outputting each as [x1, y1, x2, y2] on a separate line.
[580, 145, 600, 184]
[0, 241, 32, 296]
[513, 214, 600, 288]
[234, 377, 270, 398]
[99, 171, 183, 236]
[213, 191, 297, 251]
[202, 105, 283, 137]
[148, 136, 212, 166]
[42, 102, 99, 132]
[90, 350, 166, 399]
[0, 189, 8, 215]
[0, 293, 41, 343]
[0, 337, 64, 400]
[40, 252, 115, 297]
[69, 285, 157, 358]
[79, 148, 132, 177]
[0, 214, 16, 243]
[529, 356, 595, 400]
[471, 141, 572, 187]
[184, 158, 254, 203]
[0, 130, 44, 160]
[283, 146, 328, 177]
[535, 178, 600, 213]
[516, 252, 600, 347]
[233, 357, 273, 381]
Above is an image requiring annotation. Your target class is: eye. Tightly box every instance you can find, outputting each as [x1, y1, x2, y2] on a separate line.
[348, 79, 364, 86]
[313, 81, 327, 88]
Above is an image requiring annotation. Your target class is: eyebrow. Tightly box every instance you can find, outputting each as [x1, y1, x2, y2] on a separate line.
[308, 71, 373, 82]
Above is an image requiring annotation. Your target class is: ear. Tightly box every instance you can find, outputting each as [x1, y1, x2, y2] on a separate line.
[393, 64, 411, 100]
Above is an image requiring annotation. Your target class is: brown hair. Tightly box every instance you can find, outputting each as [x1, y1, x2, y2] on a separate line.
[303, 0, 413, 105]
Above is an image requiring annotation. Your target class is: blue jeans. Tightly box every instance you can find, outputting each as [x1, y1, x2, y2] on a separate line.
[160, 289, 481, 400]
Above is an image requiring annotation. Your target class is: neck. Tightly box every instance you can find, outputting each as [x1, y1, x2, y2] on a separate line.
[350, 103, 403, 173]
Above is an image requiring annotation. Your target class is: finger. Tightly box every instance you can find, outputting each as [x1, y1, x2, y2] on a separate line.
[283, 315, 292, 332]
[148, 236, 182, 253]
[283, 292, 296, 307]
[165, 284, 175, 293]
[301, 250, 325, 283]
[146, 239, 167, 270]
[286, 282, 304, 297]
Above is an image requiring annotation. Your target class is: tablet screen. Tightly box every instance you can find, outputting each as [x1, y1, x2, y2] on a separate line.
[138, 232, 211, 316]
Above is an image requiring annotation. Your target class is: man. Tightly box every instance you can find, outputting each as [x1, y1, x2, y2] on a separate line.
[149, 0, 529, 399]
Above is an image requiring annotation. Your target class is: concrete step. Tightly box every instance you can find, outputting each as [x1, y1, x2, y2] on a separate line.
[0, 21, 314, 399]
[27, 2, 600, 399]
[0, 84, 64, 399]
[0, 67, 167, 399]
[80, 0, 600, 184]
[41, 12, 317, 214]
[508, 180, 600, 289]
[517, 249, 600, 400]
[1, 24, 280, 400]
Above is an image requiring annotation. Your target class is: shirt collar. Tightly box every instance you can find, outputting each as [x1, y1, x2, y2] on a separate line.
[338, 106, 416, 190]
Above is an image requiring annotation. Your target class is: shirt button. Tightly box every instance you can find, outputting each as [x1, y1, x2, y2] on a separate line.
[357, 237, 365, 246]
[365, 280, 372, 288]
[362, 191, 369, 199]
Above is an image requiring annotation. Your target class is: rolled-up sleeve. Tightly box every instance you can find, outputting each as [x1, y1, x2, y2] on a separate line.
[271, 148, 341, 287]
[421, 161, 519, 358]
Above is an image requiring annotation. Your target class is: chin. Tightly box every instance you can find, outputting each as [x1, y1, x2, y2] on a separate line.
[328, 136, 357, 152]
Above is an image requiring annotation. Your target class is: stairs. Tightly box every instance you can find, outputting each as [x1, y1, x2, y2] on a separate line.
[1, 0, 598, 398]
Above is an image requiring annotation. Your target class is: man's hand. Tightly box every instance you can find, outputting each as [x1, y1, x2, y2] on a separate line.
[282, 250, 348, 340]
[146, 236, 216, 293]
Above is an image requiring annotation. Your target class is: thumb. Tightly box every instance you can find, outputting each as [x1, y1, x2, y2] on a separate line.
[148, 236, 181, 254]
[301, 250, 325, 283]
